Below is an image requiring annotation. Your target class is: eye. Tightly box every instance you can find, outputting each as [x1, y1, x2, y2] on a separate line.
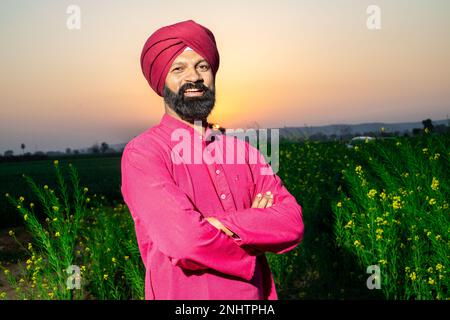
[198, 64, 209, 70]
[172, 67, 182, 72]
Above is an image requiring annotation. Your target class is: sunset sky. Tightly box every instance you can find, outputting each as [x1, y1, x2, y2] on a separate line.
[1, 0, 449, 154]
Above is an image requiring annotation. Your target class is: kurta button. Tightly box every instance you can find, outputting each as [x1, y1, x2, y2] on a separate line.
[220, 194, 226, 200]
[215, 169, 220, 174]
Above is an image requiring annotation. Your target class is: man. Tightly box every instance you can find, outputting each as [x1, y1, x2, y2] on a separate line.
[120, 19, 304, 300]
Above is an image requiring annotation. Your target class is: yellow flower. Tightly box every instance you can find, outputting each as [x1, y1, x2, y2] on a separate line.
[410, 272, 417, 281]
[424, 128, 430, 134]
[44, 185, 48, 190]
[83, 187, 88, 193]
[3, 269, 10, 275]
[380, 192, 387, 201]
[396, 141, 401, 146]
[53, 160, 59, 165]
[81, 265, 86, 272]
[112, 257, 117, 263]
[367, 189, 377, 199]
[428, 278, 435, 285]
[355, 165, 363, 175]
[353, 240, 362, 248]
[422, 148, 428, 154]
[392, 196, 402, 210]
[124, 256, 129, 260]
[30, 202, 34, 208]
[337, 202, 342, 208]
[379, 259, 387, 265]
[435, 235, 441, 241]
[344, 220, 354, 229]
[54, 232, 61, 237]
[52, 206, 59, 212]
[427, 267, 433, 273]
[431, 177, 439, 191]
[429, 198, 436, 206]
[8, 230, 14, 237]
[19, 196, 25, 202]
[0, 292, 6, 299]
[48, 292, 54, 298]
[26, 259, 32, 265]
[27, 243, 32, 250]
[103, 274, 109, 281]
[433, 153, 440, 160]
[405, 267, 410, 273]
[436, 264, 443, 271]
[52, 217, 58, 222]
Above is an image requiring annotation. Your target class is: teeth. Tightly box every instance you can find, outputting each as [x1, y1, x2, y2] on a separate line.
[185, 89, 201, 92]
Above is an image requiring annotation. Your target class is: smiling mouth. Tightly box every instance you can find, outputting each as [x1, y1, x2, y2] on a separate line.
[184, 88, 204, 97]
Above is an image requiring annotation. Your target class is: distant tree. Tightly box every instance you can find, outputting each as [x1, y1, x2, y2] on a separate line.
[412, 128, 423, 135]
[434, 124, 447, 134]
[90, 143, 100, 154]
[339, 125, 352, 136]
[310, 132, 327, 141]
[21, 143, 25, 155]
[100, 142, 109, 153]
[73, 149, 80, 155]
[4, 150, 14, 157]
[422, 119, 434, 132]
[66, 148, 72, 154]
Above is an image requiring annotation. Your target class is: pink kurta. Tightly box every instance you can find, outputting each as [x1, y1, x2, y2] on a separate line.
[120, 113, 304, 300]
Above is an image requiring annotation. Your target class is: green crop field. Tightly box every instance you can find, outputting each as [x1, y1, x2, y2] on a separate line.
[0, 131, 448, 300]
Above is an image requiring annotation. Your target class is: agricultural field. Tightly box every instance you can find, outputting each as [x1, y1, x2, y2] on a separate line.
[0, 131, 448, 300]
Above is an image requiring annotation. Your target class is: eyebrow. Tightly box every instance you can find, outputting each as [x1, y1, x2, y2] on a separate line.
[171, 59, 208, 67]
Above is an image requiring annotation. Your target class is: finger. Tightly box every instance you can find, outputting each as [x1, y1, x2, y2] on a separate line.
[257, 195, 269, 208]
[251, 193, 263, 208]
[266, 194, 274, 208]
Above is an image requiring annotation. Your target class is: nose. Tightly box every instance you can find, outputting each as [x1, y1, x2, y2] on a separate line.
[184, 65, 202, 83]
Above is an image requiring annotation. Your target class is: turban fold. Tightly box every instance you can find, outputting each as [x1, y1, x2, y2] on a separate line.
[140, 20, 220, 97]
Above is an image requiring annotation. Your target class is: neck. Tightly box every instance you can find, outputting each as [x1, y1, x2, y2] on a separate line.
[164, 104, 208, 136]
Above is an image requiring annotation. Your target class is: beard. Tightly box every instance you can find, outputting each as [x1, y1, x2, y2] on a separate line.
[163, 82, 216, 124]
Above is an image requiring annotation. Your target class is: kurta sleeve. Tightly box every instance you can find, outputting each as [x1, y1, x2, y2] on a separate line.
[217, 140, 304, 254]
[120, 142, 256, 281]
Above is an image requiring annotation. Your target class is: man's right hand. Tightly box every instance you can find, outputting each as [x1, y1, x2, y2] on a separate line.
[251, 191, 273, 208]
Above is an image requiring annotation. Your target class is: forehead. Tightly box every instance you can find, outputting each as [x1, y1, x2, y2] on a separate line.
[171, 50, 206, 65]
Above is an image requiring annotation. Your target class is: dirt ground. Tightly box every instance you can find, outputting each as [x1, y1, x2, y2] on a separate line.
[0, 226, 32, 299]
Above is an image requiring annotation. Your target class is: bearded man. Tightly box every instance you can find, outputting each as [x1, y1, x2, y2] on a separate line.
[120, 19, 304, 300]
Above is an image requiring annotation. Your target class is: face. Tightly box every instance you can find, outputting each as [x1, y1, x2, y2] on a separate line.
[163, 49, 216, 124]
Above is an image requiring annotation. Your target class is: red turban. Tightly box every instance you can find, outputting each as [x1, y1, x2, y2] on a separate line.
[140, 20, 220, 97]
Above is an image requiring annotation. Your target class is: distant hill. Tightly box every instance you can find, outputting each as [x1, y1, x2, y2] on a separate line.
[277, 119, 449, 140]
